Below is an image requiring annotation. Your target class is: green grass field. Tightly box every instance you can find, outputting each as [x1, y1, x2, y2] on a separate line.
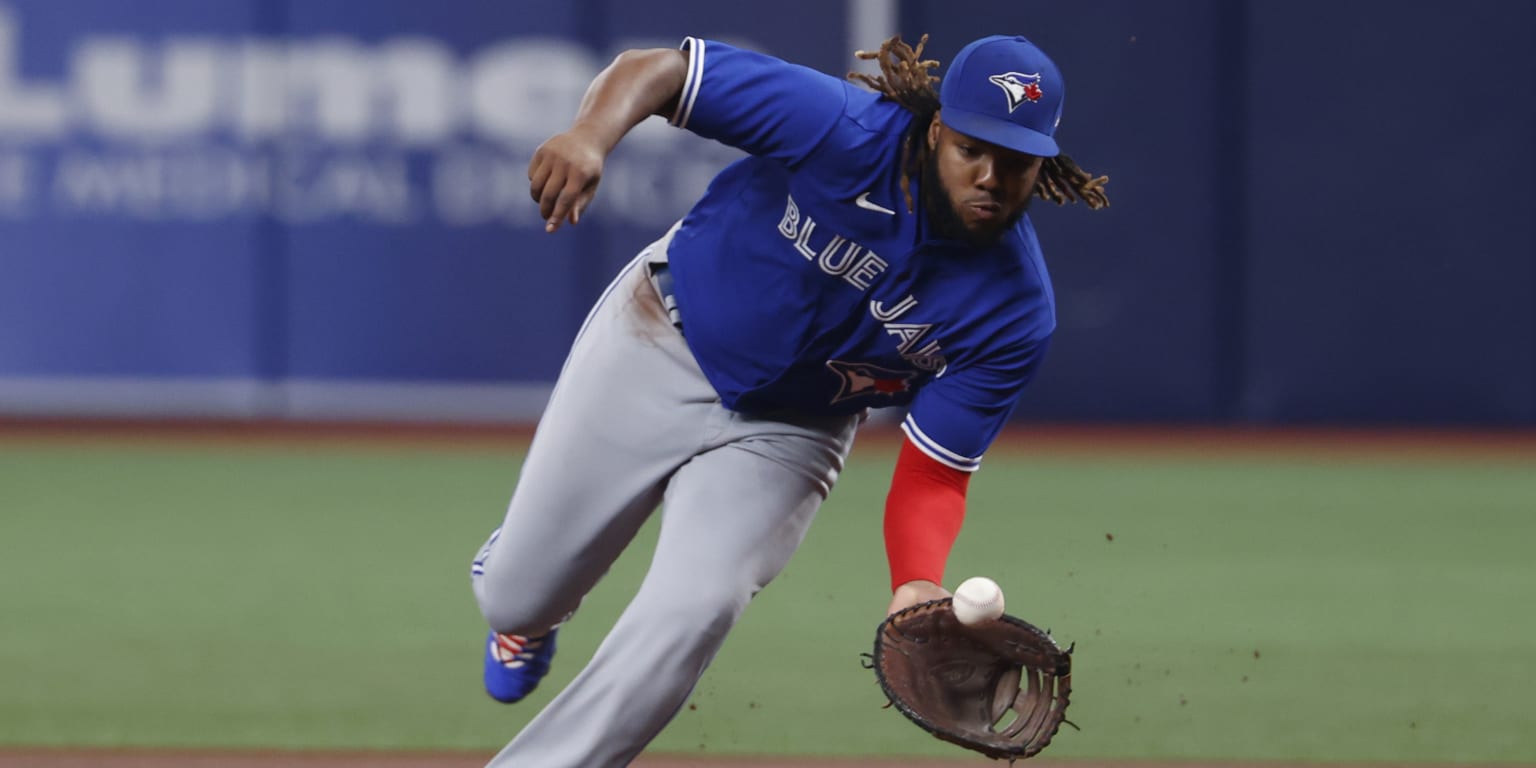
[1, 432, 1533, 763]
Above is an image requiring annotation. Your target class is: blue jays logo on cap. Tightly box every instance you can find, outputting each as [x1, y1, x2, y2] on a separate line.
[938, 35, 1064, 157]
[987, 72, 1044, 113]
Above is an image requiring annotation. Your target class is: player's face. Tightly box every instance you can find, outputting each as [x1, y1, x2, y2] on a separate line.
[925, 115, 1043, 245]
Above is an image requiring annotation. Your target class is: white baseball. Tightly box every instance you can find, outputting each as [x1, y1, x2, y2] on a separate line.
[951, 576, 1005, 626]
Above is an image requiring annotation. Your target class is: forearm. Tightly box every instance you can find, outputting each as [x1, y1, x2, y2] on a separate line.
[569, 48, 688, 154]
[884, 439, 970, 592]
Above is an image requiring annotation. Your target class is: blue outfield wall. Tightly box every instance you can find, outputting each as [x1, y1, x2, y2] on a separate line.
[1238, 1, 1536, 424]
[0, 0, 1531, 425]
[905, 0, 1536, 425]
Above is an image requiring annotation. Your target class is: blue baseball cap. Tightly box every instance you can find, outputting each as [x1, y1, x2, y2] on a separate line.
[938, 35, 1065, 157]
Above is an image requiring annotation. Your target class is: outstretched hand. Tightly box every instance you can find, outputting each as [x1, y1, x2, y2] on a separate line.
[887, 579, 951, 616]
[528, 128, 607, 233]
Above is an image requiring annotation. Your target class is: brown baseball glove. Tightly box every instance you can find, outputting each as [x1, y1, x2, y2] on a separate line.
[866, 598, 1074, 761]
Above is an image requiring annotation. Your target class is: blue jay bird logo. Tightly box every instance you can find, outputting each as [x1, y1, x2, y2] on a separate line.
[987, 72, 1044, 113]
[825, 360, 915, 404]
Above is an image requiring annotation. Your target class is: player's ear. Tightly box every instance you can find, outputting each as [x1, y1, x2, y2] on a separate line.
[927, 111, 942, 151]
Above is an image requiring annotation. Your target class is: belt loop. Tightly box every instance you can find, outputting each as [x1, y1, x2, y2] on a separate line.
[648, 263, 684, 331]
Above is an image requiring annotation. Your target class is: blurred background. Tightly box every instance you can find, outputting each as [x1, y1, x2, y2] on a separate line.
[2, 2, 1534, 767]
[2, 0, 1530, 427]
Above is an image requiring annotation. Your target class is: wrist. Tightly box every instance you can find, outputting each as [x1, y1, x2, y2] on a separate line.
[887, 579, 951, 616]
[566, 120, 624, 156]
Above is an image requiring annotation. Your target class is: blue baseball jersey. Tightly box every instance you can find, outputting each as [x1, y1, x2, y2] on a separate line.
[663, 38, 1056, 472]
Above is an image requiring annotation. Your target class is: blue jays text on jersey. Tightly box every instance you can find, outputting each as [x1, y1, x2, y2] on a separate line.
[662, 38, 1056, 472]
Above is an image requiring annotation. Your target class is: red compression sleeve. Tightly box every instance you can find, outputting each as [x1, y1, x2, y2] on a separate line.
[884, 437, 971, 592]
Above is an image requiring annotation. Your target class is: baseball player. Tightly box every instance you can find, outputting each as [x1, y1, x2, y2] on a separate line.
[469, 33, 1107, 767]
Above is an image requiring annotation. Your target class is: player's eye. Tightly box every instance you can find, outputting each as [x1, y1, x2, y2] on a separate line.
[999, 158, 1030, 176]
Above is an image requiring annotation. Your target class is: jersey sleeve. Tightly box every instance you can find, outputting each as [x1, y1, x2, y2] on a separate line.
[900, 336, 1052, 472]
[669, 37, 849, 168]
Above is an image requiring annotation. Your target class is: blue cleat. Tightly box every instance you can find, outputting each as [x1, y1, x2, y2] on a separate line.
[483, 628, 558, 703]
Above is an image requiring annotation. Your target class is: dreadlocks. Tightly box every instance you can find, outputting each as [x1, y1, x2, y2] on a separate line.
[848, 34, 1110, 214]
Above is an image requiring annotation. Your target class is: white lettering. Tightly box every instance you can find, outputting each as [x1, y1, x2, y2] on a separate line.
[288, 40, 384, 142]
[232, 39, 455, 145]
[468, 41, 595, 144]
[905, 340, 946, 371]
[777, 194, 800, 239]
[0, 7, 753, 228]
[870, 295, 917, 321]
[278, 153, 414, 223]
[0, 8, 66, 137]
[378, 39, 458, 144]
[432, 145, 541, 226]
[884, 323, 932, 354]
[0, 8, 606, 145]
[817, 236, 852, 273]
[776, 193, 885, 288]
[233, 42, 286, 140]
[161, 148, 270, 218]
[76, 39, 220, 141]
[52, 150, 229, 218]
[48, 147, 417, 223]
[818, 238, 860, 275]
[843, 251, 887, 289]
[792, 217, 818, 259]
[53, 152, 166, 216]
[52, 149, 266, 220]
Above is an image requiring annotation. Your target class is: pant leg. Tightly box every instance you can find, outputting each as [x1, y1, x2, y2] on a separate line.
[471, 238, 717, 636]
[487, 410, 859, 768]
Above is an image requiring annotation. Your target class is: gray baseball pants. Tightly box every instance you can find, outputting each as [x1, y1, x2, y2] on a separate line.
[470, 228, 862, 767]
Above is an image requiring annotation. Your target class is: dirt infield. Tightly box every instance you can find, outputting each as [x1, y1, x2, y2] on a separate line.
[3, 750, 1512, 768]
[0, 750, 1014, 768]
[4, 417, 1536, 461]
[0, 750, 1444, 768]
[0, 750, 874, 768]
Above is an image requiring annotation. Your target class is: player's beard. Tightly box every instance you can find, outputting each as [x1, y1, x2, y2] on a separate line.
[920, 156, 1028, 248]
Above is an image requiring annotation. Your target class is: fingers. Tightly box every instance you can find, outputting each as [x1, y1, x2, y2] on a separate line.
[529, 144, 569, 226]
[544, 196, 589, 232]
[528, 144, 553, 201]
[537, 180, 560, 229]
[534, 168, 569, 230]
[527, 132, 606, 232]
[532, 164, 595, 232]
[545, 176, 597, 232]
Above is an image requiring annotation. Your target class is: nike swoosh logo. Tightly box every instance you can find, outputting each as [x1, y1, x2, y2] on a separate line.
[855, 192, 896, 216]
